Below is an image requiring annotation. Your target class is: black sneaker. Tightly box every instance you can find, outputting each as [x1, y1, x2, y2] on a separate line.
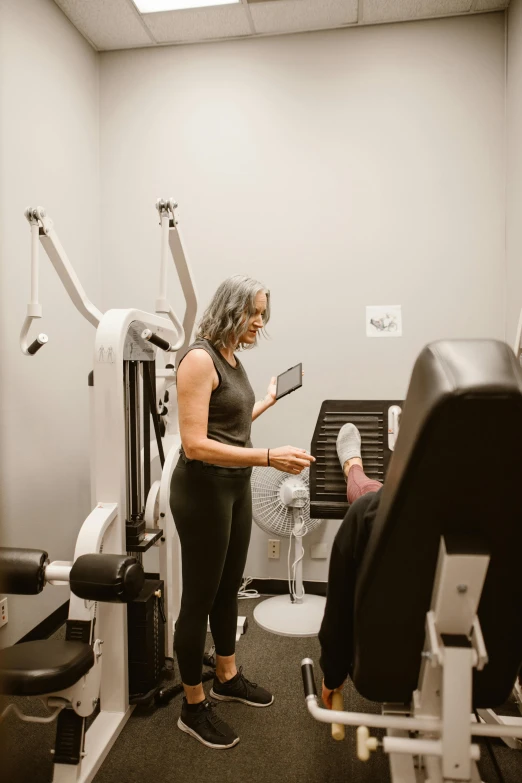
[210, 666, 274, 707]
[177, 698, 240, 749]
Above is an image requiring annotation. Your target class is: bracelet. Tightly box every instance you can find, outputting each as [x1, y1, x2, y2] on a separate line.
[267, 449, 270, 467]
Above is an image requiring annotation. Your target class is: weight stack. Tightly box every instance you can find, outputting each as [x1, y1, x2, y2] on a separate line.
[127, 578, 165, 697]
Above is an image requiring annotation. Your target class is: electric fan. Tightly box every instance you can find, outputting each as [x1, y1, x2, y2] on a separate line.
[251, 465, 326, 637]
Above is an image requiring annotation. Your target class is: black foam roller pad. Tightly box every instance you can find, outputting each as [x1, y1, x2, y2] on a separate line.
[70, 554, 145, 603]
[0, 548, 48, 595]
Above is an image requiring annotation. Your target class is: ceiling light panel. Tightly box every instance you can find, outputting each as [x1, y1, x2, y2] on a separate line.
[249, 0, 359, 35]
[134, 0, 240, 11]
[143, 4, 252, 42]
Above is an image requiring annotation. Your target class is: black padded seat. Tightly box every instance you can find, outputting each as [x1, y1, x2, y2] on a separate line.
[353, 340, 522, 708]
[0, 640, 94, 696]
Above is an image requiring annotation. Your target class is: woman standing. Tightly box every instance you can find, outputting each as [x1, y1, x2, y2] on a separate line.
[171, 275, 315, 749]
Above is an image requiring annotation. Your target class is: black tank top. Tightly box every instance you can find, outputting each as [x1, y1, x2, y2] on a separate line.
[178, 338, 256, 455]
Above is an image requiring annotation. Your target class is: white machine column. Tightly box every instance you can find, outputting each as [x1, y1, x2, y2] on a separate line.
[93, 314, 129, 716]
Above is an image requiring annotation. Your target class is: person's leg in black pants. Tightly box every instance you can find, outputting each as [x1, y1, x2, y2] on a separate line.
[319, 490, 382, 694]
[319, 422, 384, 700]
[208, 474, 253, 678]
[170, 460, 252, 703]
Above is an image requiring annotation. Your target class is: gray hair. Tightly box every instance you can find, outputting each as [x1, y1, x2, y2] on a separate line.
[196, 275, 270, 351]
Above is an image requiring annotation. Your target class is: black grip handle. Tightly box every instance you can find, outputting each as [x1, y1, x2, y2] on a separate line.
[141, 329, 171, 352]
[27, 334, 48, 355]
[301, 658, 318, 698]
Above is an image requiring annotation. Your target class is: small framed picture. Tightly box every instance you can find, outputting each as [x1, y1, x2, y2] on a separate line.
[366, 305, 402, 338]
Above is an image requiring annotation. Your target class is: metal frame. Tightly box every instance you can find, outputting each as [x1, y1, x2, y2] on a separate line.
[15, 311, 180, 783]
[14, 205, 197, 781]
[20, 202, 198, 661]
[46, 310, 179, 783]
[155, 198, 198, 361]
[20, 207, 103, 355]
[302, 536, 522, 782]
[149, 199, 199, 657]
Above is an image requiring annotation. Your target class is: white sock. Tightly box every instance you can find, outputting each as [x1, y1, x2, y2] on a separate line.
[336, 423, 362, 466]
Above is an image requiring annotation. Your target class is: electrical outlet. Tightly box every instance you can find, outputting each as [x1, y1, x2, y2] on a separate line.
[0, 597, 7, 628]
[268, 539, 280, 559]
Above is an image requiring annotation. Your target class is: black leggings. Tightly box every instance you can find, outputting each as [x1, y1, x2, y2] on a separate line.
[170, 456, 253, 686]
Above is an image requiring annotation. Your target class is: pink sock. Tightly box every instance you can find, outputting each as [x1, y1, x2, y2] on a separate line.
[347, 464, 383, 503]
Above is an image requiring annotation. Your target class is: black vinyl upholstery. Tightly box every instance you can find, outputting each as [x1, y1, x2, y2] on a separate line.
[0, 640, 94, 696]
[0, 554, 143, 699]
[70, 554, 144, 603]
[0, 548, 48, 595]
[353, 340, 522, 708]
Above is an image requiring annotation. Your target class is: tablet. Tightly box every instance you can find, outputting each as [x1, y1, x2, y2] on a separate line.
[276, 363, 303, 401]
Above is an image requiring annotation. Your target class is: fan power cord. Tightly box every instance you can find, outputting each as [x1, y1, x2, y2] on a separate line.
[238, 576, 260, 600]
[288, 517, 308, 602]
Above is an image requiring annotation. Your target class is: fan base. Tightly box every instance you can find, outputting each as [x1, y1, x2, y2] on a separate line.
[253, 594, 326, 637]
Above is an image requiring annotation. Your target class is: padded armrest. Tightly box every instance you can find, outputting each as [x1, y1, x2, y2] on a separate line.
[70, 554, 144, 603]
[0, 548, 48, 595]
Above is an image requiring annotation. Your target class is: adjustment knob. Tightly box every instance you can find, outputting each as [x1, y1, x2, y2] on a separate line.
[356, 726, 378, 761]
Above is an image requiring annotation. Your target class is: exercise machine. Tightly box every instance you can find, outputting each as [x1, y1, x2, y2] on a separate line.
[0, 202, 196, 781]
[303, 339, 522, 781]
[0, 547, 144, 780]
[19, 200, 197, 663]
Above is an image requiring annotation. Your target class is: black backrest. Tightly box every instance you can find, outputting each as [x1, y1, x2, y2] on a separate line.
[353, 340, 522, 708]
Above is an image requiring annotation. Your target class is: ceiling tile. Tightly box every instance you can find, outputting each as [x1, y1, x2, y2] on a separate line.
[54, 0, 155, 50]
[250, 0, 359, 35]
[143, 5, 252, 43]
[54, 0, 510, 51]
[361, 0, 473, 24]
[472, 0, 509, 10]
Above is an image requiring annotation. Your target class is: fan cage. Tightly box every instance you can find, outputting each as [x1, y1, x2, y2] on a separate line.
[251, 466, 323, 537]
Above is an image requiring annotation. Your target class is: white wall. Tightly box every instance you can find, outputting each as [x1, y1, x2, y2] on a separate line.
[0, 3, 509, 640]
[99, 13, 506, 582]
[0, 0, 100, 645]
[507, 0, 522, 348]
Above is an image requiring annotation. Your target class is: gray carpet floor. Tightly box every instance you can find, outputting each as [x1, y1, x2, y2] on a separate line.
[2, 598, 522, 783]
